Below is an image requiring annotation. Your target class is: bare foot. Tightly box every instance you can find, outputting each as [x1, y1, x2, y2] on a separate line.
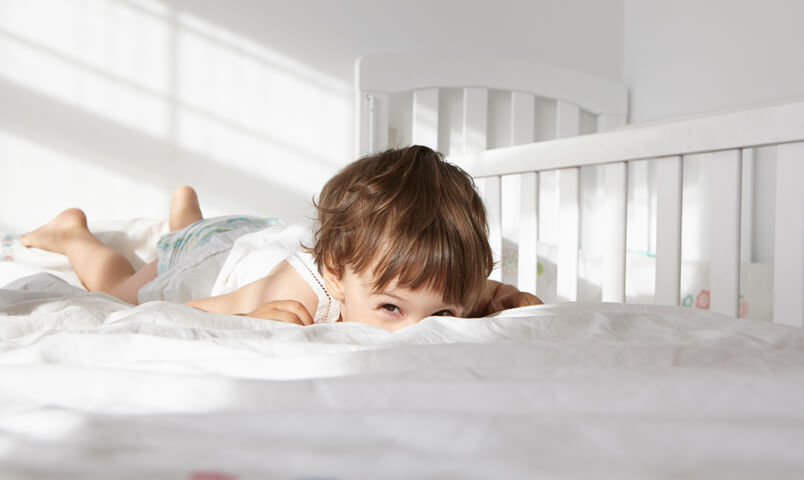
[169, 185, 203, 231]
[20, 208, 89, 253]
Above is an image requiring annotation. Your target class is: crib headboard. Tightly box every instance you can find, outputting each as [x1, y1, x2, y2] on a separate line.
[355, 53, 629, 156]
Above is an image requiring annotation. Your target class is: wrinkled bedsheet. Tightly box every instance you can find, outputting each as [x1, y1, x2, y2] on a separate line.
[1, 273, 804, 479]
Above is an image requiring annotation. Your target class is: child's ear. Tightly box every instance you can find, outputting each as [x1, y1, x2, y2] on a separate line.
[322, 264, 345, 302]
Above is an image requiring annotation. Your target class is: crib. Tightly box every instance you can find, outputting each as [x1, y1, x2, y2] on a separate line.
[357, 53, 804, 327]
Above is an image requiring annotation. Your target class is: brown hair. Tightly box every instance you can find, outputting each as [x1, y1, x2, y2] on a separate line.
[309, 145, 493, 311]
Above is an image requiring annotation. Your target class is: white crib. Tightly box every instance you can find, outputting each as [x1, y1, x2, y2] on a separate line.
[356, 54, 804, 327]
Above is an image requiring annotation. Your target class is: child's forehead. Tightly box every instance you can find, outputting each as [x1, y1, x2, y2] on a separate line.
[353, 267, 455, 303]
[348, 263, 420, 289]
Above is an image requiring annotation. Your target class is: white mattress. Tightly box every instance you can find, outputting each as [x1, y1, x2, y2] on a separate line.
[1, 272, 804, 479]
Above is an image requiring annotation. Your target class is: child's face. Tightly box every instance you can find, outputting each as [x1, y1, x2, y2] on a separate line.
[327, 266, 464, 331]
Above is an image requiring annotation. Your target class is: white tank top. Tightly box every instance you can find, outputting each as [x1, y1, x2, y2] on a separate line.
[210, 223, 340, 324]
[285, 251, 341, 324]
[140, 221, 341, 324]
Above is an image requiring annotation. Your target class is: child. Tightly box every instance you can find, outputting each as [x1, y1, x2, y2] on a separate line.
[21, 146, 541, 330]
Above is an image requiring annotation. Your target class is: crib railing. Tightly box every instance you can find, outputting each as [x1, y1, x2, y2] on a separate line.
[450, 100, 804, 327]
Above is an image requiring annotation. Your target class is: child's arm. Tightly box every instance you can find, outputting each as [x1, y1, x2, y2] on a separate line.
[185, 277, 273, 315]
[469, 280, 542, 317]
[185, 261, 316, 325]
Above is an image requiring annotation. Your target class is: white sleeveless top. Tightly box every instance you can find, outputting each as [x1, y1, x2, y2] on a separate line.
[138, 220, 341, 324]
[285, 251, 341, 324]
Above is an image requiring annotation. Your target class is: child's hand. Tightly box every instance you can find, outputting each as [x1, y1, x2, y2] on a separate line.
[490, 288, 542, 312]
[243, 300, 314, 326]
[470, 280, 543, 316]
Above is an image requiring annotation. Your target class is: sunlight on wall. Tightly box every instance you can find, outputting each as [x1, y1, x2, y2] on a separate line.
[176, 13, 350, 192]
[177, 13, 350, 163]
[0, 0, 170, 137]
[0, 130, 167, 231]
[0, 0, 353, 231]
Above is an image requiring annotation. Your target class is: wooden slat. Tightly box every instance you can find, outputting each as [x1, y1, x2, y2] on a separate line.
[357, 91, 389, 155]
[440, 88, 464, 156]
[373, 93, 390, 153]
[462, 88, 488, 154]
[504, 91, 535, 286]
[557, 167, 579, 301]
[602, 162, 627, 302]
[356, 91, 370, 156]
[480, 176, 503, 282]
[556, 100, 580, 139]
[707, 150, 742, 317]
[655, 156, 683, 306]
[500, 175, 520, 285]
[773, 142, 804, 327]
[412, 88, 439, 149]
[518, 171, 539, 293]
[510, 91, 535, 145]
[740, 149, 755, 264]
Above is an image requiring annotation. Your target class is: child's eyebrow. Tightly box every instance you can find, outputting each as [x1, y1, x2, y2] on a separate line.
[377, 291, 405, 301]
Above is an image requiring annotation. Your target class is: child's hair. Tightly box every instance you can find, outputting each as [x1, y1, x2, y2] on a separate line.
[309, 145, 493, 310]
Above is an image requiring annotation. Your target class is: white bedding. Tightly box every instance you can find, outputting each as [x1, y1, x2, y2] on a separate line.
[1, 225, 804, 478]
[1, 274, 803, 479]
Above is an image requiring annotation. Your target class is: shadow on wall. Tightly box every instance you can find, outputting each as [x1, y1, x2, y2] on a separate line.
[0, 0, 353, 231]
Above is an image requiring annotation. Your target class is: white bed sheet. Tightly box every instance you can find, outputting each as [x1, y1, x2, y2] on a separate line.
[1, 273, 804, 479]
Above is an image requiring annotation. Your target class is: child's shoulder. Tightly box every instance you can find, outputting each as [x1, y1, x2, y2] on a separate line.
[209, 221, 313, 296]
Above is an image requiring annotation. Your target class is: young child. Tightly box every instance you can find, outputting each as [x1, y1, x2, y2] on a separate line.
[21, 145, 541, 330]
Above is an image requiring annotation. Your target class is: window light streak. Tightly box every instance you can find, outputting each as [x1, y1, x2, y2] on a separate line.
[0, 0, 355, 231]
[0, 131, 168, 231]
[177, 110, 333, 194]
[177, 12, 349, 95]
[176, 20, 350, 166]
[117, 0, 169, 16]
[0, 32, 170, 137]
[0, 0, 170, 93]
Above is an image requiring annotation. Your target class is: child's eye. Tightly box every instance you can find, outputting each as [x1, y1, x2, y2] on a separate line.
[381, 304, 400, 314]
[432, 310, 455, 317]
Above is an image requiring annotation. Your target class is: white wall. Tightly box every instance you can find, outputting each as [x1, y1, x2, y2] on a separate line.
[624, 0, 804, 124]
[0, 0, 624, 233]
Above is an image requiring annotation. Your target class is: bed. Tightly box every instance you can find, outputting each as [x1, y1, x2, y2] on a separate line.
[1, 54, 803, 479]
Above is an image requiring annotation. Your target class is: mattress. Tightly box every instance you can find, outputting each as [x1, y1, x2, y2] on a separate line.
[1, 272, 803, 479]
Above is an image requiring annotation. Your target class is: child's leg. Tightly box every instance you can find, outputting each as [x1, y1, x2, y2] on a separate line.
[107, 260, 157, 304]
[89, 187, 202, 303]
[20, 186, 204, 305]
[20, 208, 146, 303]
[169, 185, 203, 231]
